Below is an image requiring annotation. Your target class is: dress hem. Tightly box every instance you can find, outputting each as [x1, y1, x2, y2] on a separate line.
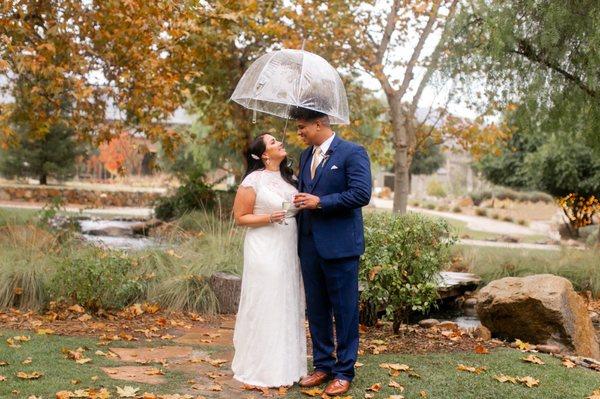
[232, 372, 306, 388]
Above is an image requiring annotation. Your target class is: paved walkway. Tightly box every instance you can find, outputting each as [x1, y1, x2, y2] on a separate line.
[371, 198, 547, 236]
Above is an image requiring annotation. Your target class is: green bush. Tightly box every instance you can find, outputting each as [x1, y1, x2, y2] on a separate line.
[452, 205, 462, 213]
[360, 212, 456, 333]
[155, 178, 216, 220]
[426, 179, 447, 198]
[49, 247, 146, 311]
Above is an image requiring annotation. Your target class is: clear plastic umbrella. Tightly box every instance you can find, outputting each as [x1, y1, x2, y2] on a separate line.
[230, 49, 350, 125]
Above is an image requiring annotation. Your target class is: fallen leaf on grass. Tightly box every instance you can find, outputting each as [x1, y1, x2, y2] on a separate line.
[0, 375, 5, 381]
[116, 385, 140, 397]
[419, 391, 428, 398]
[388, 396, 405, 399]
[355, 361, 364, 368]
[519, 376, 540, 388]
[22, 357, 32, 364]
[586, 389, 600, 399]
[494, 374, 539, 388]
[474, 344, 489, 354]
[514, 339, 532, 351]
[36, 328, 54, 335]
[456, 363, 487, 374]
[388, 380, 404, 390]
[367, 382, 382, 392]
[522, 355, 545, 365]
[562, 358, 577, 368]
[16, 371, 43, 379]
[300, 387, 322, 397]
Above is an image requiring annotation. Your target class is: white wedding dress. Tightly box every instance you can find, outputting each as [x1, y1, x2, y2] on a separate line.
[232, 169, 308, 387]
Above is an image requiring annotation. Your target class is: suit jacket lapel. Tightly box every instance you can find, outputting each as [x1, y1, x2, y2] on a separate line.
[309, 135, 341, 193]
[299, 148, 312, 192]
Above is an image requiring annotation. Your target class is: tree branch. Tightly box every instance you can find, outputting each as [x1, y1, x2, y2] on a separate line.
[512, 39, 598, 98]
[411, 0, 458, 108]
[396, 0, 442, 99]
[376, 0, 402, 65]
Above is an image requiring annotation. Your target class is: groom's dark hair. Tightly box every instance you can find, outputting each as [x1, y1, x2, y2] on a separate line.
[289, 106, 329, 125]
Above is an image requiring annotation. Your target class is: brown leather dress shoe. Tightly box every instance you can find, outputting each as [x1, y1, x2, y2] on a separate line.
[324, 379, 351, 396]
[298, 370, 331, 388]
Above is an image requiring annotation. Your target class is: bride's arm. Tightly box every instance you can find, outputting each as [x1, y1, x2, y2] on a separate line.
[233, 186, 286, 227]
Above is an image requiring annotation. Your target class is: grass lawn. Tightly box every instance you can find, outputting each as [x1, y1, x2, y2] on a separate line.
[285, 348, 600, 399]
[2, 327, 600, 399]
[0, 329, 191, 398]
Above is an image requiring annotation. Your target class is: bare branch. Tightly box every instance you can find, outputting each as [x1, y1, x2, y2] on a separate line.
[376, 0, 402, 65]
[396, 0, 442, 99]
[412, 0, 458, 108]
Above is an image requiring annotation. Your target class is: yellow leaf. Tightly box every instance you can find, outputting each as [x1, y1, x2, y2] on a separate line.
[36, 328, 55, 335]
[456, 363, 487, 374]
[522, 355, 545, 365]
[16, 371, 43, 379]
[116, 385, 139, 397]
[300, 387, 322, 397]
[388, 380, 404, 390]
[562, 358, 576, 368]
[517, 376, 540, 388]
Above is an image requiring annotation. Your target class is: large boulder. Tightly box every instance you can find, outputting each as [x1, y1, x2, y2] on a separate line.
[476, 274, 600, 359]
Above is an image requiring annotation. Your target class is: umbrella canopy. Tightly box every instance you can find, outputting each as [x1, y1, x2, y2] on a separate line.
[230, 49, 350, 125]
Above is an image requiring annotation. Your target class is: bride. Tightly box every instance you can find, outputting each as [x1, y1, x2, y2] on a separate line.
[231, 133, 307, 388]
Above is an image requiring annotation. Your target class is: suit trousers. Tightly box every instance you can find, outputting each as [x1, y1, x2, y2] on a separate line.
[299, 233, 360, 381]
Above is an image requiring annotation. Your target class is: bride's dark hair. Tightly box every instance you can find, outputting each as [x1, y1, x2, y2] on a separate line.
[243, 133, 297, 187]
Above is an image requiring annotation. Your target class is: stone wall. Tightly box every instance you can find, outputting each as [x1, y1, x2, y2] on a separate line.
[0, 183, 164, 207]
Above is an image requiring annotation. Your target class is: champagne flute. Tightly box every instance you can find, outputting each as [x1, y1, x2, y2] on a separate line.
[281, 200, 292, 225]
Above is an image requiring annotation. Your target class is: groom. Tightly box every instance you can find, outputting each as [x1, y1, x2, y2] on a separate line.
[292, 106, 372, 396]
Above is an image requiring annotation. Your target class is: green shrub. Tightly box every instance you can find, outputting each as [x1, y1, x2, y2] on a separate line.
[502, 215, 514, 223]
[437, 205, 449, 212]
[49, 247, 145, 311]
[491, 213, 500, 220]
[426, 203, 436, 210]
[360, 212, 456, 333]
[426, 179, 447, 198]
[452, 206, 462, 213]
[154, 172, 217, 220]
[517, 219, 528, 226]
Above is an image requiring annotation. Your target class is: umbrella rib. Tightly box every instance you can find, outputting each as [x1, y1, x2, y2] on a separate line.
[251, 51, 280, 104]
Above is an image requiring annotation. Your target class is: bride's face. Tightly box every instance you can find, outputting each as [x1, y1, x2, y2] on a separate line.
[262, 134, 287, 163]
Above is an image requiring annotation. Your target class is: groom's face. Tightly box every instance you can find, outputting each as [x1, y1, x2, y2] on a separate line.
[296, 118, 320, 146]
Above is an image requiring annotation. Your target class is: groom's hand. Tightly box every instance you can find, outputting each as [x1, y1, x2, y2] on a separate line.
[293, 193, 320, 210]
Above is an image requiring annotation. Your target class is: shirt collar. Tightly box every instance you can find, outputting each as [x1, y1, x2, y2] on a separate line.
[313, 133, 335, 155]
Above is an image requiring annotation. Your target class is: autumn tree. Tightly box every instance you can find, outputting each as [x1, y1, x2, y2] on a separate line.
[0, 0, 236, 153]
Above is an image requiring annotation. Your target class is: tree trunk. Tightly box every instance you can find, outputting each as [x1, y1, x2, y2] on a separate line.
[389, 96, 409, 214]
[39, 174, 47, 185]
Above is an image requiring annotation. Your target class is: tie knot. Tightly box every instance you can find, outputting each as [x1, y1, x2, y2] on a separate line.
[314, 147, 322, 156]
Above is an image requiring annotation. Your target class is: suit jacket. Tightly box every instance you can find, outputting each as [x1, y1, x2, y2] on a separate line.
[297, 134, 372, 259]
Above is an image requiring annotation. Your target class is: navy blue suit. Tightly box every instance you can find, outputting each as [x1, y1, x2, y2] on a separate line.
[297, 134, 372, 382]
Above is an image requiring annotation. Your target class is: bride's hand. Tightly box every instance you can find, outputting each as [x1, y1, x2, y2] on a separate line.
[269, 211, 287, 224]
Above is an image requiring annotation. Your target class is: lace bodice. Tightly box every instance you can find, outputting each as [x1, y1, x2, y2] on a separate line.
[240, 170, 298, 215]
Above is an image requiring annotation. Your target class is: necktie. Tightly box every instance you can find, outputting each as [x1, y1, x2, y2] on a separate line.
[310, 147, 322, 179]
